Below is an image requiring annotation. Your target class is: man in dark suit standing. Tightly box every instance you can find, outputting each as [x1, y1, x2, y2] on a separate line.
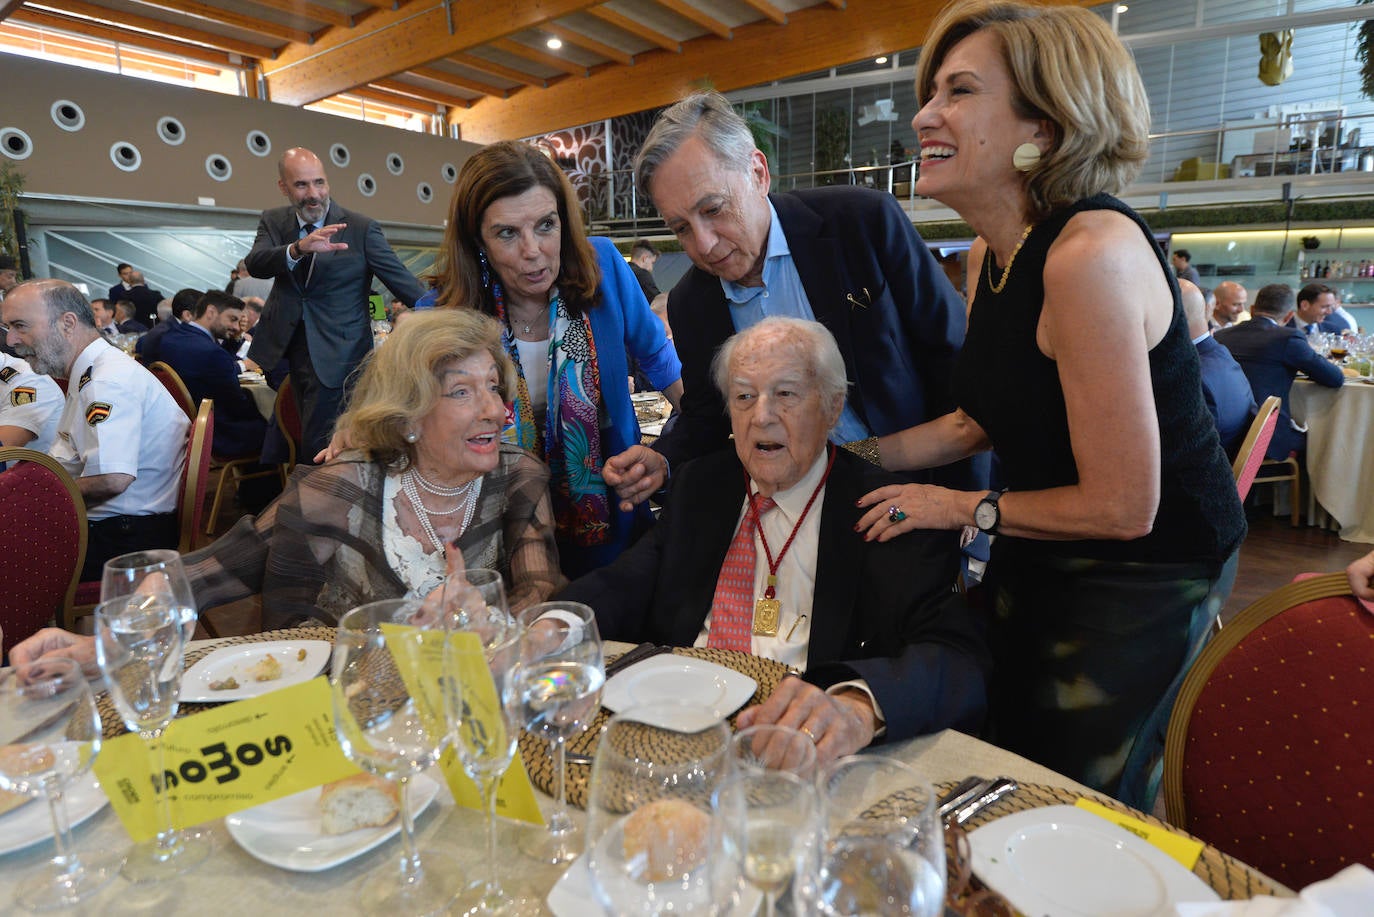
[561, 317, 988, 760]
[1216, 283, 1343, 460]
[602, 92, 972, 508]
[123, 271, 163, 328]
[245, 147, 423, 459]
[106, 262, 132, 305]
[137, 288, 198, 364]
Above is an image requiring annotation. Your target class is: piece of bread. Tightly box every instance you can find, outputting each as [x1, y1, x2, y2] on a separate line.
[318, 773, 400, 834]
[248, 653, 283, 682]
[622, 798, 711, 882]
[0, 744, 51, 815]
[0, 786, 32, 817]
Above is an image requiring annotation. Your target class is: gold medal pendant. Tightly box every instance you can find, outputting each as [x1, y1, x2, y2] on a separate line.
[753, 597, 780, 637]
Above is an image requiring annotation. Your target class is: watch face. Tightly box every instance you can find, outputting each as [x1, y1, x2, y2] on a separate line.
[975, 499, 998, 530]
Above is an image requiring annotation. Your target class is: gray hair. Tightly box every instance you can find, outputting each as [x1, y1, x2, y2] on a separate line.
[634, 91, 757, 201]
[712, 316, 848, 414]
[16, 278, 96, 328]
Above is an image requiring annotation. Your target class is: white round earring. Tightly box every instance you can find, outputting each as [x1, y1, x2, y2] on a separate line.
[405, 430, 419, 443]
[1013, 142, 1042, 172]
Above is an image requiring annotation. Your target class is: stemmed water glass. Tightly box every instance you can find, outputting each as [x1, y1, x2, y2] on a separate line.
[731, 723, 819, 780]
[101, 550, 199, 657]
[713, 767, 819, 917]
[514, 600, 604, 865]
[331, 597, 459, 914]
[94, 594, 210, 881]
[0, 657, 122, 910]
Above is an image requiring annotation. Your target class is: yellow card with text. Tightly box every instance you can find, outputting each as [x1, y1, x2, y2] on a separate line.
[94, 677, 359, 842]
[379, 625, 544, 826]
[1075, 797, 1204, 869]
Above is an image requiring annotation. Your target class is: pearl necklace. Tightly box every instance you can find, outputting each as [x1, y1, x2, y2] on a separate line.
[400, 468, 482, 554]
[986, 224, 1034, 294]
[410, 465, 476, 498]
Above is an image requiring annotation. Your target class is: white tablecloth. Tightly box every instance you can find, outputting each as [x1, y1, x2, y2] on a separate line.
[1291, 378, 1374, 543]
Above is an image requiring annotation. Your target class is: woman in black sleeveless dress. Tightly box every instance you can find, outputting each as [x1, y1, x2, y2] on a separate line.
[853, 0, 1245, 807]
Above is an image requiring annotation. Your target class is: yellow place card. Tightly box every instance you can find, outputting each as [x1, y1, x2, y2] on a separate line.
[1075, 797, 1204, 869]
[94, 677, 359, 843]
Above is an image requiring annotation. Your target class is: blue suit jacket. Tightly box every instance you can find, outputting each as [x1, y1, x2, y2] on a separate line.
[558, 448, 989, 742]
[1215, 317, 1344, 459]
[655, 187, 972, 484]
[245, 201, 423, 390]
[1196, 335, 1257, 458]
[160, 321, 266, 457]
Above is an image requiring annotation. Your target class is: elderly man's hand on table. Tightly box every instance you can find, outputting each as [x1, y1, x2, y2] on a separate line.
[11, 627, 98, 676]
[736, 675, 878, 766]
[602, 445, 668, 512]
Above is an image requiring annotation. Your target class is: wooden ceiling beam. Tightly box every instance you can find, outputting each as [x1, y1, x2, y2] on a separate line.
[242, 0, 356, 30]
[738, 0, 787, 25]
[584, 7, 679, 53]
[0, 0, 24, 21]
[373, 77, 471, 110]
[447, 51, 547, 88]
[824, 0, 846, 8]
[654, 0, 731, 40]
[26, 0, 276, 58]
[11, 7, 240, 67]
[262, 0, 600, 105]
[353, 0, 399, 9]
[348, 85, 433, 114]
[543, 22, 633, 66]
[125, 0, 313, 45]
[410, 64, 509, 99]
[489, 37, 586, 77]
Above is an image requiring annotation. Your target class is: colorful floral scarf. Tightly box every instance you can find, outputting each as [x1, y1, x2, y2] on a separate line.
[492, 281, 611, 547]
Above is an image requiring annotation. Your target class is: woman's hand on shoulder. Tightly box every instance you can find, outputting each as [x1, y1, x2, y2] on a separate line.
[854, 483, 970, 541]
[313, 428, 354, 465]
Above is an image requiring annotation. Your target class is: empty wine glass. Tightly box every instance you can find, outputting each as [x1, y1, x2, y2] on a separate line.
[0, 657, 122, 910]
[101, 550, 198, 653]
[515, 600, 604, 865]
[731, 723, 819, 781]
[797, 755, 945, 917]
[332, 597, 459, 914]
[713, 767, 819, 917]
[94, 594, 210, 881]
[584, 702, 742, 916]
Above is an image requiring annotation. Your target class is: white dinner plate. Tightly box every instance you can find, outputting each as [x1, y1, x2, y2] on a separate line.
[181, 640, 331, 702]
[238, 372, 265, 383]
[602, 656, 757, 731]
[969, 804, 1220, 916]
[0, 771, 108, 856]
[224, 772, 440, 873]
[546, 849, 761, 917]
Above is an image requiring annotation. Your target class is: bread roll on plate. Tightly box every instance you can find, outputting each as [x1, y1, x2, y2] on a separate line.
[318, 773, 400, 834]
[622, 798, 711, 881]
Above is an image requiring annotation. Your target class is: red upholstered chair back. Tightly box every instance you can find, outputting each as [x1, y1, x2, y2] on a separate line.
[181, 399, 214, 553]
[0, 449, 87, 651]
[1231, 395, 1281, 501]
[148, 360, 196, 421]
[275, 375, 302, 469]
[1164, 573, 1374, 889]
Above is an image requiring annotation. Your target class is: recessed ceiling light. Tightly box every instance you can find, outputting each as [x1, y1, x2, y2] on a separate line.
[1116, 4, 1128, 12]
[875, 56, 888, 65]
[546, 37, 563, 50]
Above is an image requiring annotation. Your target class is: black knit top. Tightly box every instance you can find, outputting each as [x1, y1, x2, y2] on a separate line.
[953, 194, 1245, 564]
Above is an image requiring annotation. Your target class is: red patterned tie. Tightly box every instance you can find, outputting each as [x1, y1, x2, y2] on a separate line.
[708, 496, 775, 652]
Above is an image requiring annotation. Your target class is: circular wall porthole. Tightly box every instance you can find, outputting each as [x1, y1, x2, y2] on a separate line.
[441, 162, 458, 183]
[50, 100, 85, 132]
[386, 152, 404, 175]
[110, 141, 141, 171]
[157, 116, 186, 146]
[417, 182, 434, 203]
[0, 127, 33, 160]
[358, 173, 377, 196]
[246, 130, 271, 157]
[330, 143, 350, 168]
[205, 153, 232, 181]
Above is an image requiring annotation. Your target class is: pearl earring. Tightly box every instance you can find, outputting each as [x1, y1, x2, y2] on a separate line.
[405, 430, 419, 443]
[1013, 143, 1042, 173]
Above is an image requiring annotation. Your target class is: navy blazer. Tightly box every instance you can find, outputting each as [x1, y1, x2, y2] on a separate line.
[160, 321, 266, 457]
[1215, 317, 1344, 459]
[557, 448, 990, 742]
[1196, 335, 1257, 458]
[244, 201, 423, 390]
[655, 187, 969, 481]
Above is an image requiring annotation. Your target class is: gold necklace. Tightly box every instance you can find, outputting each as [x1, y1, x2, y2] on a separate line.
[986, 224, 1034, 294]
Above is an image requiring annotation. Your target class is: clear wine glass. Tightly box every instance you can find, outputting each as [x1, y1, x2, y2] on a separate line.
[514, 600, 604, 865]
[0, 657, 122, 909]
[93, 594, 209, 883]
[713, 767, 819, 917]
[731, 723, 819, 781]
[444, 570, 542, 917]
[584, 702, 743, 916]
[331, 597, 459, 914]
[100, 550, 199, 661]
[796, 755, 946, 917]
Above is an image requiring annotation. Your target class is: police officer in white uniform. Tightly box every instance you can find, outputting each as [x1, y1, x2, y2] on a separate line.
[2, 279, 188, 579]
[0, 351, 63, 452]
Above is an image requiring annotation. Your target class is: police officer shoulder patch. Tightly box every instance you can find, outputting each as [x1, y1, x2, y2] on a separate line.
[85, 402, 112, 425]
[0, 366, 16, 383]
[79, 366, 93, 391]
[10, 386, 36, 406]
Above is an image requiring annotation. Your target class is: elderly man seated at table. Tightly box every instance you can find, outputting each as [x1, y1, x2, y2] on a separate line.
[558, 317, 989, 763]
[1182, 279, 1255, 458]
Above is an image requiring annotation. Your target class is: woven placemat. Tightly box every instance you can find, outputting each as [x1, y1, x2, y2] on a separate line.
[518, 646, 792, 809]
[97, 625, 336, 738]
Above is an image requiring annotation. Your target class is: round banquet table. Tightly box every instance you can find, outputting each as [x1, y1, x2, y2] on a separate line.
[1291, 377, 1374, 543]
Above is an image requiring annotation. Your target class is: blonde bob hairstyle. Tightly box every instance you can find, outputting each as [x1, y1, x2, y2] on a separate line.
[915, 0, 1151, 221]
[336, 309, 515, 469]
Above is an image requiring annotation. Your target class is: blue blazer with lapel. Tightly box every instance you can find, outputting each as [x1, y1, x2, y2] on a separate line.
[1195, 334, 1257, 458]
[160, 321, 266, 457]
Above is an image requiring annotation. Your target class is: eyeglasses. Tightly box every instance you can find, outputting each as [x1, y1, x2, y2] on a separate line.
[944, 823, 1015, 917]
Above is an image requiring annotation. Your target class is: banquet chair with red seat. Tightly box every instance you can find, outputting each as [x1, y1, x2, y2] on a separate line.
[1163, 572, 1374, 889]
[148, 360, 196, 422]
[274, 375, 302, 484]
[0, 448, 87, 651]
[1230, 395, 1281, 502]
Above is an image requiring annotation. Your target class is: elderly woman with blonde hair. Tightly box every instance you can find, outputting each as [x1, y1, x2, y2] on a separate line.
[183, 307, 563, 628]
[853, 0, 1245, 805]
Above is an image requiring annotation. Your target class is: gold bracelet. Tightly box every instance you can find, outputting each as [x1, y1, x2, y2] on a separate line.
[841, 436, 881, 467]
